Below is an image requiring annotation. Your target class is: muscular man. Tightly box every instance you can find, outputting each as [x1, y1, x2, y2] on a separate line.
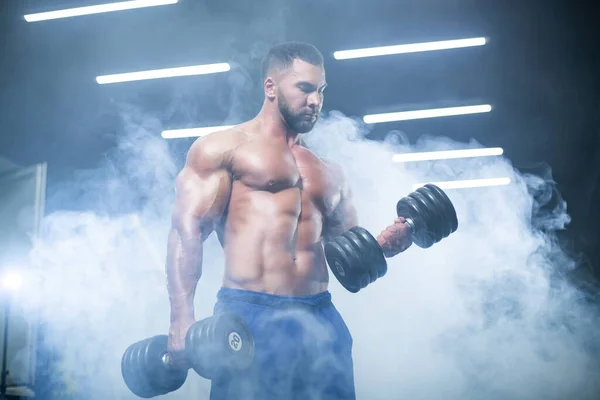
[165, 42, 412, 399]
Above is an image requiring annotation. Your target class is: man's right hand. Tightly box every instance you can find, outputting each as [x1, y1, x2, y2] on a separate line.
[167, 318, 195, 368]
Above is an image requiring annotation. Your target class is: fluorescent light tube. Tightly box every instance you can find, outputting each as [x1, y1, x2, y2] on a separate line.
[334, 37, 487, 60]
[96, 63, 231, 84]
[25, 0, 178, 22]
[161, 125, 235, 139]
[364, 105, 492, 124]
[412, 177, 511, 191]
[393, 148, 503, 163]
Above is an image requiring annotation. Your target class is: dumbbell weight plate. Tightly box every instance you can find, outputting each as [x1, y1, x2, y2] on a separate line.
[397, 184, 458, 248]
[421, 184, 458, 236]
[185, 317, 214, 379]
[143, 335, 188, 394]
[121, 335, 187, 398]
[122, 339, 157, 398]
[415, 186, 452, 239]
[214, 313, 254, 369]
[412, 190, 446, 245]
[397, 192, 436, 248]
[338, 234, 371, 290]
[414, 184, 458, 241]
[324, 239, 361, 293]
[186, 313, 255, 379]
[342, 230, 378, 285]
[350, 226, 388, 279]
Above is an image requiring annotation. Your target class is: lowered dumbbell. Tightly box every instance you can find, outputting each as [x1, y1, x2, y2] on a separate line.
[121, 313, 254, 398]
[324, 183, 458, 293]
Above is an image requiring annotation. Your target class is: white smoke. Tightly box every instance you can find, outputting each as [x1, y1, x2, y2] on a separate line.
[304, 111, 600, 400]
[14, 108, 600, 399]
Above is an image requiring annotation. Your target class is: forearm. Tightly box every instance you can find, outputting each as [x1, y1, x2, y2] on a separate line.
[375, 218, 412, 257]
[325, 218, 411, 258]
[166, 227, 203, 322]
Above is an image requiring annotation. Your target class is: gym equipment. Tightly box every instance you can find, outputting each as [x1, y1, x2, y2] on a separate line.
[121, 313, 254, 398]
[325, 183, 458, 293]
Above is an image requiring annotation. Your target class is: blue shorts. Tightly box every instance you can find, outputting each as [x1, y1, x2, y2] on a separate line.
[209, 288, 356, 400]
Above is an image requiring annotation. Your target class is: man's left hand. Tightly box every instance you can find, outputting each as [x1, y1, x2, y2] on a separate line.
[376, 217, 413, 258]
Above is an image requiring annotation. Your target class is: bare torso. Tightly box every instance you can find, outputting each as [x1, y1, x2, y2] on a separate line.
[208, 124, 341, 296]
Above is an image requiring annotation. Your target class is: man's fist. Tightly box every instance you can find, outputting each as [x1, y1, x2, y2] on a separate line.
[168, 317, 195, 368]
[376, 217, 413, 258]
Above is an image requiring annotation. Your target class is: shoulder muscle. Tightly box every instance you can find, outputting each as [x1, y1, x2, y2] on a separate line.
[171, 132, 236, 234]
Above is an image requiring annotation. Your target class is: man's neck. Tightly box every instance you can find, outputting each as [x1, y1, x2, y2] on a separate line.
[255, 105, 300, 147]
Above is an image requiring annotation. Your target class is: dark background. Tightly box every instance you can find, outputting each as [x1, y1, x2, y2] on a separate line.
[1, 0, 599, 285]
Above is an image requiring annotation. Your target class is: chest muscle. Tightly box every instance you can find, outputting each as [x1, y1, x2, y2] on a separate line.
[232, 143, 338, 216]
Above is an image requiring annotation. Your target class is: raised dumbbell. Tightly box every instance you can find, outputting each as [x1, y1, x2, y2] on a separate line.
[121, 313, 254, 398]
[396, 183, 458, 248]
[324, 183, 458, 293]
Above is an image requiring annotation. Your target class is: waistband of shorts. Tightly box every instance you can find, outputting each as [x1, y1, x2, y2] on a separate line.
[216, 287, 332, 309]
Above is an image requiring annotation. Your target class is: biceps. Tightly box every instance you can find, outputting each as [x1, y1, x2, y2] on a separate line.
[172, 170, 232, 238]
[324, 198, 358, 238]
[338, 200, 358, 231]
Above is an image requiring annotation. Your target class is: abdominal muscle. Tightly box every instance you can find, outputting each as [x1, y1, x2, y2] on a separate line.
[220, 186, 330, 296]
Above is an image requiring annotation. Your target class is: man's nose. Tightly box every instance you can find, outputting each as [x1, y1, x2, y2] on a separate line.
[307, 92, 321, 109]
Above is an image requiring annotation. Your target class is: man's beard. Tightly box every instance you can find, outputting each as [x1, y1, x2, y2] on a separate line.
[278, 94, 318, 134]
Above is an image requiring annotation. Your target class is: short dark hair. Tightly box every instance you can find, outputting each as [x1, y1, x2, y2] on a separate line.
[261, 42, 324, 80]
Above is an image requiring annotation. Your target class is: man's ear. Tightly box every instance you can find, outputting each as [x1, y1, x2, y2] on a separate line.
[264, 77, 276, 101]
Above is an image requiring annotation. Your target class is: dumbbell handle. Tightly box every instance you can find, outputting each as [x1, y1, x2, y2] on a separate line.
[161, 352, 191, 370]
[403, 217, 415, 234]
[161, 353, 174, 368]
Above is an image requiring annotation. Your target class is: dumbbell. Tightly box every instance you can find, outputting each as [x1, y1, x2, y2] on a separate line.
[121, 313, 254, 398]
[324, 183, 458, 293]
